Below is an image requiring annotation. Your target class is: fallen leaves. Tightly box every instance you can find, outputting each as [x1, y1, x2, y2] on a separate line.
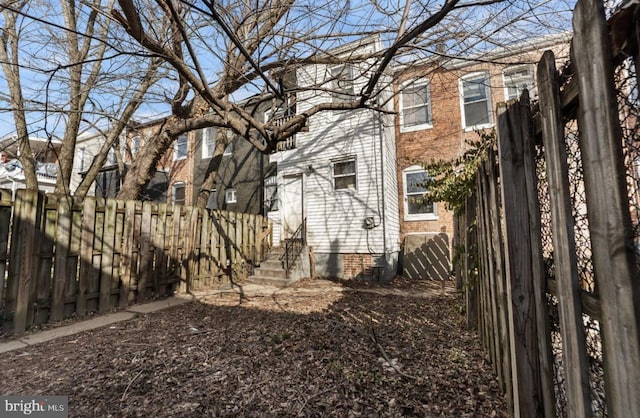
[0, 278, 509, 417]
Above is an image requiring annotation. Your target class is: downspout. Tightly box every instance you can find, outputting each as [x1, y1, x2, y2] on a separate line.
[378, 109, 387, 258]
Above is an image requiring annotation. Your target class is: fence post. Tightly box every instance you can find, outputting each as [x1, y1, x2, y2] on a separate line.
[537, 49, 592, 416]
[573, 0, 640, 415]
[497, 100, 544, 418]
[7, 190, 44, 333]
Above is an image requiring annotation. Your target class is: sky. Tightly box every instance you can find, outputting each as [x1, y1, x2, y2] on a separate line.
[0, 0, 576, 141]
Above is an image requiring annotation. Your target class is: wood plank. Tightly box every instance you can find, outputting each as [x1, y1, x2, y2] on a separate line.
[87, 199, 105, 312]
[8, 190, 44, 333]
[573, 1, 640, 415]
[35, 202, 57, 324]
[119, 200, 136, 307]
[478, 162, 504, 388]
[155, 203, 168, 295]
[77, 197, 97, 317]
[485, 148, 513, 409]
[99, 199, 118, 313]
[138, 201, 153, 301]
[200, 209, 210, 287]
[465, 193, 477, 330]
[496, 101, 544, 417]
[51, 198, 72, 321]
[537, 50, 591, 416]
[518, 91, 556, 418]
[112, 200, 124, 306]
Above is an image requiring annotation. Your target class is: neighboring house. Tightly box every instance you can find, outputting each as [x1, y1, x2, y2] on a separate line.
[267, 35, 400, 281]
[0, 135, 61, 198]
[193, 123, 270, 214]
[394, 33, 571, 279]
[126, 114, 268, 211]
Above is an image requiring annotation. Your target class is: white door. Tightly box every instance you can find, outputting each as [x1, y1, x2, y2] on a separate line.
[281, 174, 303, 239]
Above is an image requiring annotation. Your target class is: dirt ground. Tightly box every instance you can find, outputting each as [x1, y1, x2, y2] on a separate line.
[0, 278, 509, 417]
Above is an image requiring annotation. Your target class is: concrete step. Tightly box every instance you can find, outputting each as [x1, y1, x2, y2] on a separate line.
[253, 267, 286, 279]
[260, 259, 284, 270]
[247, 275, 294, 287]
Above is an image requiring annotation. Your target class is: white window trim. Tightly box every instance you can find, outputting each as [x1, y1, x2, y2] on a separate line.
[173, 135, 188, 161]
[502, 65, 535, 102]
[459, 71, 494, 132]
[330, 64, 354, 103]
[225, 189, 237, 204]
[403, 165, 437, 221]
[131, 135, 141, 156]
[172, 181, 186, 206]
[399, 79, 433, 133]
[331, 156, 357, 191]
[202, 128, 216, 159]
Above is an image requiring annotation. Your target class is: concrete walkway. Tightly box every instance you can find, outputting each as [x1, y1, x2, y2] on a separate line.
[0, 296, 193, 354]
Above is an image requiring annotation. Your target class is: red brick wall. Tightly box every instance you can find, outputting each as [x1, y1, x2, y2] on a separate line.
[342, 253, 374, 279]
[393, 43, 570, 242]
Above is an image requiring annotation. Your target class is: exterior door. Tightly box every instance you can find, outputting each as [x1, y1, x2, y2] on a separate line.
[281, 174, 303, 239]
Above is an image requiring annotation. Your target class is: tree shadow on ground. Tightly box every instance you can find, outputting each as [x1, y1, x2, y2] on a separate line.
[0, 279, 509, 417]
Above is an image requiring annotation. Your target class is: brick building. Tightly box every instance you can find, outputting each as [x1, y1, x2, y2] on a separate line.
[394, 34, 570, 278]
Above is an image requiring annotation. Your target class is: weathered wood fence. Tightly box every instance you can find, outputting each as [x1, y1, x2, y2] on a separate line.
[0, 189, 270, 335]
[455, 0, 640, 416]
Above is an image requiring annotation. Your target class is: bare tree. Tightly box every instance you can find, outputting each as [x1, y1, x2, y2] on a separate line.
[109, 0, 573, 207]
[0, 0, 162, 197]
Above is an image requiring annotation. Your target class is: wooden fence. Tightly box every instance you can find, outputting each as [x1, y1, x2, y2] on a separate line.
[0, 189, 271, 335]
[455, 0, 640, 416]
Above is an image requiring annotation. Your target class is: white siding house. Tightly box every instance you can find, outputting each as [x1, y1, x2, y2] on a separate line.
[268, 36, 400, 280]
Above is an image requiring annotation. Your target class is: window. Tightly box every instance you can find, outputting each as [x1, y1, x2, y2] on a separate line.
[77, 147, 86, 171]
[225, 189, 237, 204]
[107, 148, 117, 166]
[172, 182, 186, 206]
[332, 158, 357, 190]
[174, 134, 188, 160]
[331, 64, 354, 103]
[202, 128, 216, 158]
[400, 79, 432, 131]
[131, 136, 141, 156]
[264, 175, 278, 211]
[403, 167, 436, 220]
[503, 66, 535, 101]
[461, 73, 492, 129]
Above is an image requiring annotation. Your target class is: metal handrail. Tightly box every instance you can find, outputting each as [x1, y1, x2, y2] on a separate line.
[280, 218, 306, 278]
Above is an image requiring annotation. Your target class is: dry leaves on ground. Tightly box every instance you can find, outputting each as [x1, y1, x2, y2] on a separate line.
[0, 278, 509, 417]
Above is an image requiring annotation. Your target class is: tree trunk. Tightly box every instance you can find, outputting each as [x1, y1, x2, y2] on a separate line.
[195, 130, 228, 208]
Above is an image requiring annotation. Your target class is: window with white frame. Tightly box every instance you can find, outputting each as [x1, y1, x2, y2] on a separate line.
[264, 175, 278, 211]
[202, 128, 216, 158]
[503, 66, 535, 101]
[77, 147, 86, 171]
[225, 189, 237, 204]
[172, 182, 186, 206]
[332, 157, 357, 190]
[400, 79, 432, 131]
[461, 73, 492, 129]
[107, 147, 117, 166]
[174, 134, 188, 160]
[131, 136, 141, 156]
[331, 64, 354, 103]
[403, 166, 436, 220]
